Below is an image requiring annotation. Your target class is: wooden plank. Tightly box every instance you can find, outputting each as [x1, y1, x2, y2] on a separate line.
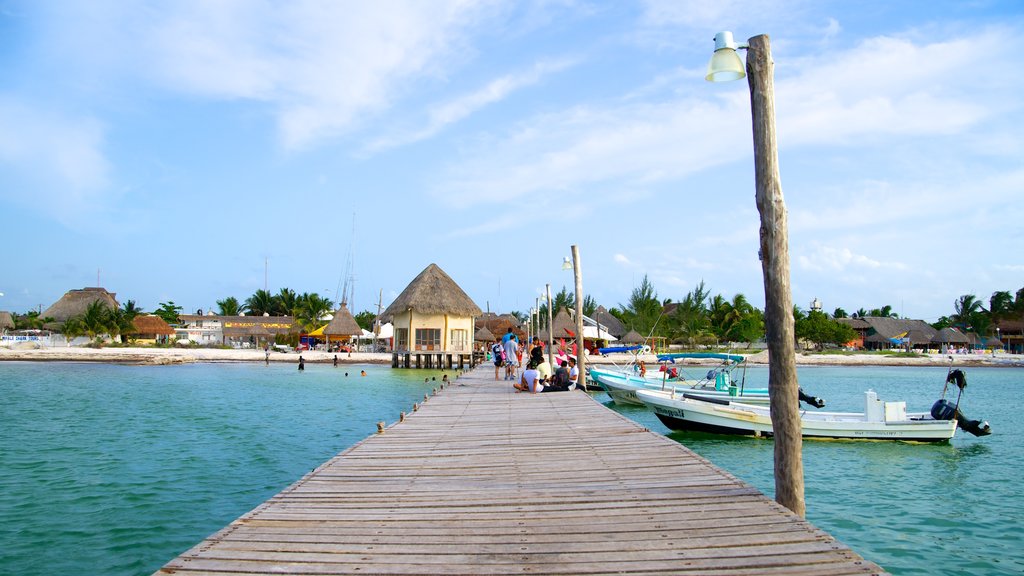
[154, 366, 886, 575]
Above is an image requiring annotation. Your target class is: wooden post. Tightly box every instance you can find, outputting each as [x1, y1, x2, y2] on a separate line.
[746, 34, 805, 518]
[571, 245, 585, 389]
[546, 284, 554, 368]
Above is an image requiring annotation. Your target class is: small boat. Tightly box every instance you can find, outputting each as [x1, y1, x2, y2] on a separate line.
[636, 369, 991, 443]
[591, 351, 773, 407]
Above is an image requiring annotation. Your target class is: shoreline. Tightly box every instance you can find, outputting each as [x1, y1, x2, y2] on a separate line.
[1, 346, 1021, 368]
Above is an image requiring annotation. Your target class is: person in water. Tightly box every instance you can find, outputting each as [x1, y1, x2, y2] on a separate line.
[298, 356, 305, 371]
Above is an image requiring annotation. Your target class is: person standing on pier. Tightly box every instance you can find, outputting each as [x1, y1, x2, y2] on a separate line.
[502, 333, 519, 381]
[491, 338, 505, 380]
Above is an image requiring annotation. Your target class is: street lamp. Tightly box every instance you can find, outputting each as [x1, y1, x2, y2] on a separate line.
[562, 256, 573, 271]
[707, 32, 805, 518]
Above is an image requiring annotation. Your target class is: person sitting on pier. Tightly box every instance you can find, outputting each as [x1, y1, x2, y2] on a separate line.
[542, 361, 573, 392]
[514, 360, 543, 393]
[568, 357, 580, 390]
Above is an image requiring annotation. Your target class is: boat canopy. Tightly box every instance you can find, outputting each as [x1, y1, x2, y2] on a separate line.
[657, 352, 745, 364]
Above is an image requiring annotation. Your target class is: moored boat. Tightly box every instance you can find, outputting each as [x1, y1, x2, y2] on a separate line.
[636, 368, 991, 442]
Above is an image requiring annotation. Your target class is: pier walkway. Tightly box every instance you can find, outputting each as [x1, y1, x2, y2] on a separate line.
[155, 366, 884, 575]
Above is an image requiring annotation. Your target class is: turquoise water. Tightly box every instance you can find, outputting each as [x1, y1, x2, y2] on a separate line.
[600, 364, 1023, 576]
[0, 362, 449, 576]
[0, 362, 1020, 575]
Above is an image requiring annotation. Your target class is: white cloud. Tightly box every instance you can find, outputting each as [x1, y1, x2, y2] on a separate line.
[797, 245, 906, 273]
[614, 253, 631, 265]
[106, 1, 498, 150]
[367, 58, 577, 152]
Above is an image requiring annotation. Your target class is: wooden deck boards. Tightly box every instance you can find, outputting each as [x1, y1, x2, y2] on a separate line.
[155, 367, 885, 575]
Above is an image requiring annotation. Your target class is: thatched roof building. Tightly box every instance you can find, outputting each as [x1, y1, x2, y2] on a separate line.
[539, 307, 577, 342]
[593, 305, 626, 338]
[474, 326, 495, 342]
[128, 315, 175, 337]
[475, 312, 523, 340]
[383, 263, 482, 353]
[383, 263, 482, 318]
[0, 311, 13, 331]
[932, 327, 970, 345]
[324, 304, 362, 338]
[620, 329, 645, 344]
[41, 287, 120, 323]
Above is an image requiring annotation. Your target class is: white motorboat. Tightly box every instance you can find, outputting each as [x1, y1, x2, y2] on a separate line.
[636, 369, 991, 442]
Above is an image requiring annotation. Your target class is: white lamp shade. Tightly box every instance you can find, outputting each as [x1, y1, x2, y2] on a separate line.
[705, 48, 745, 82]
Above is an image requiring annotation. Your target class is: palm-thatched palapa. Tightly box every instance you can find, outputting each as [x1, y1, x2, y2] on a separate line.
[593, 305, 626, 338]
[474, 326, 495, 342]
[127, 315, 175, 340]
[620, 329, 645, 344]
[932, 327, 970, 345]
[324, 304, 362, 339]
[383, 263, 482, 353]
[0, 311, 14, 332]
[41, 287, 120, 323]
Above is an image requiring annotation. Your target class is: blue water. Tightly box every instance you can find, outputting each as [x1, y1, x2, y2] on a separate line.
[599, 364, 1024, 576]
[0, 362, 1020, 575]
[0, 361, 449, 576]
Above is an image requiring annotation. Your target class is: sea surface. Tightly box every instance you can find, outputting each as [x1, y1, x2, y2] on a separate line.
[0, 361, 1020, 575]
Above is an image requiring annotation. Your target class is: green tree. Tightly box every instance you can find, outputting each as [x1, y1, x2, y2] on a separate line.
[832, 308, 848, 319]
[951, 294, 984, 330]
[245, 290, 275, 316]
[796, 310, 856, 350]
[276, 288, 299, 316]
[216, 296, 245, 316]
[154, 301, 183, 325]
[13, 310, 53, 330]
[354, 310, 376, 330]
[582, 295, 597, 317]
[989, 291, 1014, 322]
[868, 305, 897, 318]
[80, 300, 114, 340]
[853, 308, 868, 318]
[295, 293, 334, 332]
[616, 275, 662, 336]
[668, 281, 712, 346]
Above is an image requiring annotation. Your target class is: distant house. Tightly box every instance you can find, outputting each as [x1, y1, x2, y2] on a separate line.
[41, 287, 120, 326]
[177, 313, 299, 347]
[838, 317, 938, 351]
[382, 263, 482, 353]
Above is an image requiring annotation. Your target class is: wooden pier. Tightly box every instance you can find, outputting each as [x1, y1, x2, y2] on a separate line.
[155, 366, 885, 575]
[391, 350, 477, 369]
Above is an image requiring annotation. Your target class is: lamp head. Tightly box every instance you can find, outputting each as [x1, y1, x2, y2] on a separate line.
[562, 256, 573, 270]
[706, 31, 747, 82]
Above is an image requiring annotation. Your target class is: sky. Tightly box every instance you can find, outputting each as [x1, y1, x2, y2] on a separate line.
[1, 0, 1022, 323]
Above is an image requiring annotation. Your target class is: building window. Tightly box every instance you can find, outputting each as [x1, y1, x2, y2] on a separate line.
[395, 328, 409, 351]
[415, 328, 441, 351]
[450, 329, 468, 352]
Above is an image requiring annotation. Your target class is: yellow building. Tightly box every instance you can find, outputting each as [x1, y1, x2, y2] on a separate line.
[383, 263, 481, 358]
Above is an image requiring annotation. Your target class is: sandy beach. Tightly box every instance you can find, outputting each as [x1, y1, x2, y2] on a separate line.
[2, 345, 1021, 367]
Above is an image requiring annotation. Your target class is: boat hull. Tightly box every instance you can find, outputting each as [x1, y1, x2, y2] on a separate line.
[636, 390, 957, 442]
[591, 367, 769, 407]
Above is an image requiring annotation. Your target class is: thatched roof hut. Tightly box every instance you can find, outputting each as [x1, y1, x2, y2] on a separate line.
[474, 326, 495, 342]
[383, 263, 482, 353]
[41, 287, 120, 323]
[593, 306, 626, 338]
[382, 263, 482, 318]
[475, 313, 523, 340]
[539, 307, 577, 342]
[620, 329, 645, 344]
[324, 304, 362, 337]
[0, 311, 13, 331]
[127, 315, 175, 337]
[931, 327, 970, 345]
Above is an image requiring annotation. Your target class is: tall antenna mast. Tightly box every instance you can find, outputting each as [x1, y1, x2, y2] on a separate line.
[264, 257, 268, 292]
[339, 213, 357, 308]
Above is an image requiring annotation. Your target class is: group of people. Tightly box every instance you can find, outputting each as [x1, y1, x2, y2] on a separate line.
[490, 328, 580, 394]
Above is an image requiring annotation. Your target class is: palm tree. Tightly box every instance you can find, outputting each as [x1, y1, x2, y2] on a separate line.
[216, 296, 245, 316]
[245, 290, 275, 316]
[951, 294, 984, 330]
[832, 308, 848, 319]
[853, 308, 868, 318]
[79, 300, 113, 340]
[617, 275, 661, 336]
[295, 293, 334, 332]
[990, 291, 1014, 322]
[276, 288, 299, 316]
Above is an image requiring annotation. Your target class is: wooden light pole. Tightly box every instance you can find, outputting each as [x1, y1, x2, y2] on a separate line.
[571, 245, 585, 387]
[708, 32, 804, 517]
[546, 284, 555, 368]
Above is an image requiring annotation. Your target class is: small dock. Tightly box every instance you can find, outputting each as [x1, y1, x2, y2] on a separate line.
[155, 366, 885, 575]
[391, 350, 477, 369]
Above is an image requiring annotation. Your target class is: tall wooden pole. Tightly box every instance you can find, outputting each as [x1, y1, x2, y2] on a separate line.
[571, 245, 585, 387]
[747, 34, 805, 517]
[545, 284, 554, 368]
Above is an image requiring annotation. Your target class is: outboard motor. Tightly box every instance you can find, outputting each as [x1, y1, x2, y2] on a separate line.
[798, 387, 826, 408]
[931, 369, 992, 437]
